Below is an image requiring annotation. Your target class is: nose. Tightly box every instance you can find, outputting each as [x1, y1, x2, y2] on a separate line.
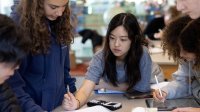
[114, 39, 120, 47]
[56, 7, 65, 16]
[176, 1, 184, 11]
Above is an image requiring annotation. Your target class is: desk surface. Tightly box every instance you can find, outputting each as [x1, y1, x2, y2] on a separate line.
[150, 53, 176, 65]
[53, 94, 170, 112]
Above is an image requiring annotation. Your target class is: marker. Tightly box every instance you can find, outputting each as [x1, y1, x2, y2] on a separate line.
[155, 75, 163, 97]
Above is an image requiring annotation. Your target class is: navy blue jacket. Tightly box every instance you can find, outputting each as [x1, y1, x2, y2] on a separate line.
[7, 2, 76, 111]
[8, 39, 76, 111]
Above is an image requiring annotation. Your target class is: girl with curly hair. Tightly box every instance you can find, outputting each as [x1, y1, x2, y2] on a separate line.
[153, 16, 200, 112]
[7, 0, 76, 111]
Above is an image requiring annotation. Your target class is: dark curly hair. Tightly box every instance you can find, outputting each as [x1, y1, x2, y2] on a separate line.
[0, 14, 29, 66]
[162, 16, 192, 62]
[179, 18, 200, 70]
[18, 0, 73, 54]
[103, 13, 146, 91]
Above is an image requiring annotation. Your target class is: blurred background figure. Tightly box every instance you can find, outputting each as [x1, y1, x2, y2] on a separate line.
[79, 29, 104, 53]
[144, 6, 181, 40]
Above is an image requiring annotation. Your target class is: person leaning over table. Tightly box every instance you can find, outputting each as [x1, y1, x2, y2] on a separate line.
[153, 17, 200, 112]
[62, 13, 153, 110]
[0, 14, 30, 112]
[153, 0, 200, 111]
[7, 0, 76, 111]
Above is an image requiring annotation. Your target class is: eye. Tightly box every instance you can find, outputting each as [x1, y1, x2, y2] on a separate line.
[50, 6, 57, 9]
[109, 36, 115, 40]
[121, 39, 127, 41]
[49, 5, 57, 9]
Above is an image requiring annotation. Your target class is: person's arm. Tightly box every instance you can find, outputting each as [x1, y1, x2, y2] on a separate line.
[63, 50, 104, 110]
[7, 72, 43, 112]
[7, 56, 44, 112]
[162, 62, 190, 99]
[62, 79, 95, 110]
[75, 80, 95, 107]
[64, 46, 76, 93]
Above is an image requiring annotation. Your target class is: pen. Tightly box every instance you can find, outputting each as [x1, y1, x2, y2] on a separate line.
[67, 85, 71, 100]
[155, 75, 163, 97]
[67, 85, 70, 93]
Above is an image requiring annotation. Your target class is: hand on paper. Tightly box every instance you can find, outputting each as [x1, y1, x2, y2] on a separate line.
[172, 107, 200, 112]
[62, 92, 78, 111]
[153, 89, 167, 102]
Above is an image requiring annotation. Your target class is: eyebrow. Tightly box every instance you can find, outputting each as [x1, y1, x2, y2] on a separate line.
[110, 34, 128, 38]
[48, 3, 68, 8]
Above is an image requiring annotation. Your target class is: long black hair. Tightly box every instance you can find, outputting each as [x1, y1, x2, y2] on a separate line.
[103, 13, 146, 91]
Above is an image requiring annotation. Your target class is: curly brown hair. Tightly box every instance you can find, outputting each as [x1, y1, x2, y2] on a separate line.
[179, 18, 200, 70]
[162, 16, 192, 62]
[18, 0, 73, 54]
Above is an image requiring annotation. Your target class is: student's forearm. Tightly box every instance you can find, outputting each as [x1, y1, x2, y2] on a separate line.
[75, 80, 95, 108]
[75, 89, 91, 108]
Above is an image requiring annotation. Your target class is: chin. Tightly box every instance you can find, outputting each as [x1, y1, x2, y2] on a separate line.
[189, 14, 199, 19]
[0, 80, 4, 85]
[47, 17, 57, 21]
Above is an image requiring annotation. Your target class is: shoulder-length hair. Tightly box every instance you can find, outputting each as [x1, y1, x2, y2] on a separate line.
[18, 0, 73, 54]
[103, 13, 146, 91]
[178, 18, 200, 70]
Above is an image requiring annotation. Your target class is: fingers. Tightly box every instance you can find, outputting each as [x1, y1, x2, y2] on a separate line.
[153, 89, 166, 102]
[62, 93, 77, 110]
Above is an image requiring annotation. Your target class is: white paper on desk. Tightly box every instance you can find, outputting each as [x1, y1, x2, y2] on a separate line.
[151, 82, 169, 90]
[67, 106, 111, 112]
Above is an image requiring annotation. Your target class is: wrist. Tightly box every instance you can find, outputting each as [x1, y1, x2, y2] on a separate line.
[76, 98, 81, 109]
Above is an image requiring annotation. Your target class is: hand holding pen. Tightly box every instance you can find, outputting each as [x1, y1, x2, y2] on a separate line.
[153, 75, 167, 102]
[153, 89, 167, 102]
[62, 85, 79, 110]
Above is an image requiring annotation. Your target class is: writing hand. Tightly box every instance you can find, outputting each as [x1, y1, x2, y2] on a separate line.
[62, 92, 79, 111]
[153, 89, 167, 102]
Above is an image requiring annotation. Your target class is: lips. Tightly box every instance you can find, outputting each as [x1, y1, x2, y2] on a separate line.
[113, 49, 121, 52]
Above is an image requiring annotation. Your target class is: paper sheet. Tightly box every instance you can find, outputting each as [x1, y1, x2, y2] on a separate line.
[67, 106, 111, 112]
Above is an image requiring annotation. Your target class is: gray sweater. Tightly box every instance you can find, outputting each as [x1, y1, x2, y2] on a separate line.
[162, 61, 200, 103]
[85, 47, 152, 92]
